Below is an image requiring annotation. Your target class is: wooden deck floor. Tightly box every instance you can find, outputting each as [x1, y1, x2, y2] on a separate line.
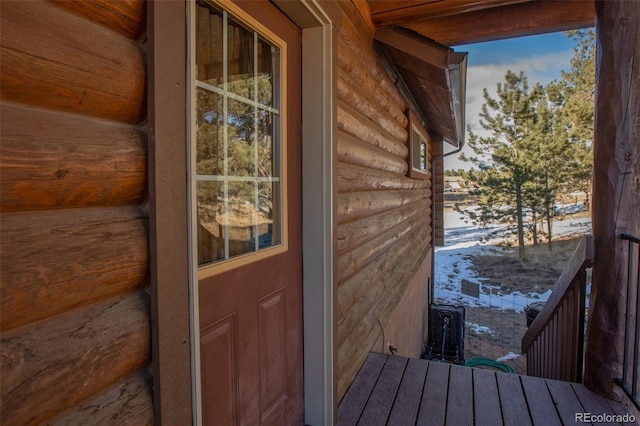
[337, 353, 637, 426]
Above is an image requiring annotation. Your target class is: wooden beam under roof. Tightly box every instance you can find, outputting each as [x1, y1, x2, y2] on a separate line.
[381, 0, 595, 46]
[369, 0, 530, 28]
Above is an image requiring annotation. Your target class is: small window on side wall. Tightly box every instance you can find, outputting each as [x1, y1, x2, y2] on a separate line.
[407, 110, 431, 180]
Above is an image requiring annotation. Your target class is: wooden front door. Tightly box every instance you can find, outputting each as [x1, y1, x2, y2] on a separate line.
[193, 1, 302, 424]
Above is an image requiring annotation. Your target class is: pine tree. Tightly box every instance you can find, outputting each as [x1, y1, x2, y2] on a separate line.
[460, 71, 542, 258]
[458, 31, 594, 258]
[527, 85, 573, 249]
[550, 29, 595, 209]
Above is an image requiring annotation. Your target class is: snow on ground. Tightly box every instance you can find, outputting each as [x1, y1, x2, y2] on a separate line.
[467, 321, 494, 335]
[496, 352, 521, 362]
[434, 204, 591, 313]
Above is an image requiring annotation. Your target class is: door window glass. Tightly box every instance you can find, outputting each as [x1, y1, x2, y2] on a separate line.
[195, 1, 283, 267]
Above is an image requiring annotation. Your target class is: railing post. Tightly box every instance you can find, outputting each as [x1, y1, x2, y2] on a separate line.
[576, 270, 587, 382]
[623, 237, 633, 396]
[632, 240, 640, 402]
[616, 234, 640, 409]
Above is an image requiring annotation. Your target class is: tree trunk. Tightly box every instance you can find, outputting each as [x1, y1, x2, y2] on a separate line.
[515, 178, 526, 259]
[547, 214, 554, 251]
[545, 169, 553, 250]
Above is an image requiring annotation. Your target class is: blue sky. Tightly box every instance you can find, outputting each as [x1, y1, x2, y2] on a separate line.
[444, 32, 580, 170]
[457, 32, 577, 67]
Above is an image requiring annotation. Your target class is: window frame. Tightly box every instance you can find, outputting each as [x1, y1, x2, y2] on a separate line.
[406, 109, 431, 180]
[192, 0, 289, 280]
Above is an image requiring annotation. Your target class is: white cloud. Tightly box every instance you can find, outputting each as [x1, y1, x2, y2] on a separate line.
[445, 50, 573, 171]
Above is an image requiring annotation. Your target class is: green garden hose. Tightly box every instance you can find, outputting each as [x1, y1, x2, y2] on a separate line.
[464, 357, 516, 373]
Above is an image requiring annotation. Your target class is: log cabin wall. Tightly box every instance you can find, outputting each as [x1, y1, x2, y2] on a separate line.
[0, 1, 153, 424]
[432, 139, 445, 246]
[335, 1, 433, 399]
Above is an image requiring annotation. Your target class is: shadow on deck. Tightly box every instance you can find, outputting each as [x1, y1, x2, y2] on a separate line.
[337, 352, 637, 425]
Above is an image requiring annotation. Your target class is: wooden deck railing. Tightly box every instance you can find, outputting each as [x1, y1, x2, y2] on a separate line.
[616, 234, 640, 409]
[521, 234, 594, 382]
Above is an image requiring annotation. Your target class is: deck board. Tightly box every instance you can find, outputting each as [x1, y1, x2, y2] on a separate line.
[337, 353, 635, 426]
[520, 374, 562, 426]
[497, 371, 532, 426]
[416, 360, 449, 426]
[358, 355, 407, 425]
[605, 398, 639, 426]
[545, 378, 588, 425]
[386, 358, 428, 425]
[572, 383, 621, 426]
[446, 364, 474, 425]
[336, 352, 386, 426]
[472, 368, 503, 426]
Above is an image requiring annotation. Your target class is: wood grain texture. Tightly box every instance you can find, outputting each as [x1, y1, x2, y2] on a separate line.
[337, 238, 429, 397]
[338, 162, 430, 193]
[1, 207, 148, 331]
[337, 131, 408, 175]
[338, 101, 408, 160]
[431, 139, 444, 246]
[586, 0, 640, 398]
[337, 234, 430, 393]
[337, 33, 406, 111]
[337, 198, 431, 254]
[0, 291, 151, 425]
[337, 38, 408, 128]
[334, 2, 436, 402]
[337, 202, 429, 283]
[403, 0, 595, 46]
[337, 0, 376, 47]
[337, 70, 408, 143]
[369, 0, 529, 27]
[51, 0, 146, 41]
[1, 102, 147, 213]
[336, 188, 429, 224]
[337, 239, 431, 354]
[337, 15, 406, 109]
[337, 205, 430, 311]
[0, 0, 145, 124]
[49, 369, 154, 425]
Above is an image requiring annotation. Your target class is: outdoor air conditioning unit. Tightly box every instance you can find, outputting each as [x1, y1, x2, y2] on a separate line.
[424, 303, 465, 363]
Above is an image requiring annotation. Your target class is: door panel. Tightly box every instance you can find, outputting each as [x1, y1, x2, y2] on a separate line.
[194, 1, 302, 425]
[201, 314, 239, 425]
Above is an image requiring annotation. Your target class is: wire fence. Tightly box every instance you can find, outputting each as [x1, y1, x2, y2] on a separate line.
[433, 273, 546, 374]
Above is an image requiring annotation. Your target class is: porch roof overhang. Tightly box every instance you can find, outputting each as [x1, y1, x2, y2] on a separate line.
[369, 0, 595, 150]
[367, 0, 596, 46]
[375, 26, 467, 148]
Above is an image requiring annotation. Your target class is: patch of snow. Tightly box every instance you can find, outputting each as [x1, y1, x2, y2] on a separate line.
[467, 321, 494, 335]
[435, 208, 591, 313]
[555, 202, 585, 215]
[496, 352, 521, 362]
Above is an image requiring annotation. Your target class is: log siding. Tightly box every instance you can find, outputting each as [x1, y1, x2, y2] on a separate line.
[336, 2, 434, 399]
[0, 0, 152, 424]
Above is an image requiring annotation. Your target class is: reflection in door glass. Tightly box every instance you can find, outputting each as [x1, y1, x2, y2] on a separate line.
[195, 1, 282, 267]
